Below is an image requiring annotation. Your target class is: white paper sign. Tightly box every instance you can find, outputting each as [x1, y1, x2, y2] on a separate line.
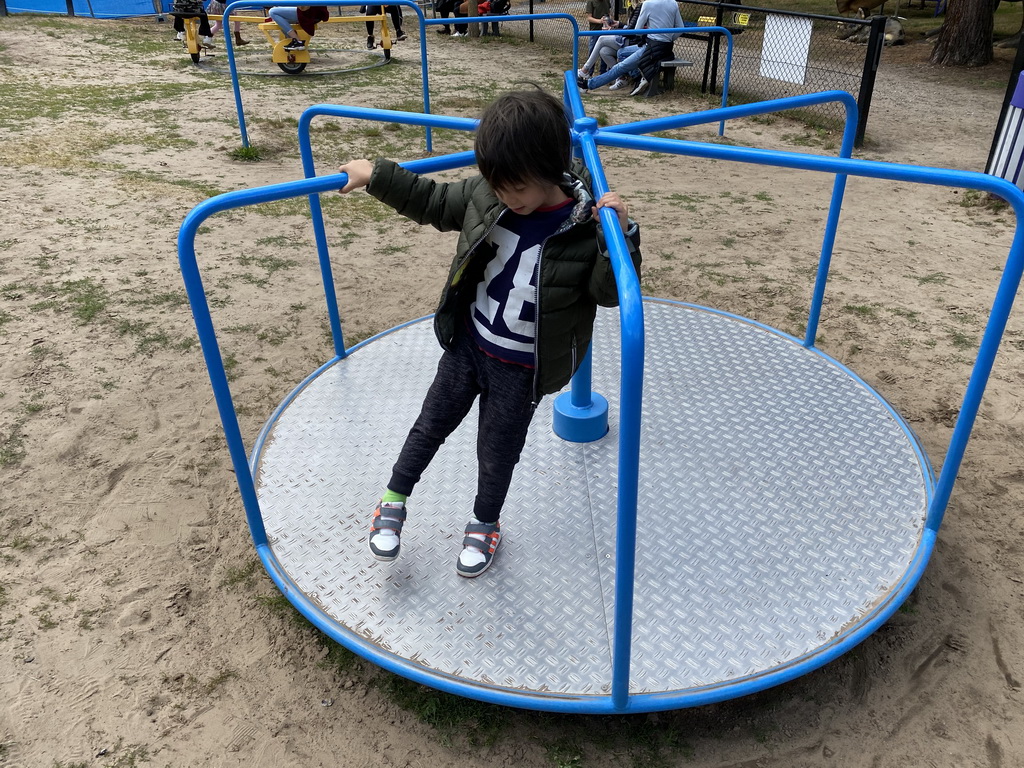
[760, 14, 813, 85]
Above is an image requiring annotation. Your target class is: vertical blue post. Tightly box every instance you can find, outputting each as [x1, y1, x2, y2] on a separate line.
[552, 347, 609, 441]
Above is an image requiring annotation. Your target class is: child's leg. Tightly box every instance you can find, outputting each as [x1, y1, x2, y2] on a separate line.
[388, 4, 404, 35]
[370, 337, 479, 561]
[580, 41, 603, 75]
[597, 39, 621, 71]
[455, 354, 534, 577]
[387, 335, 480, 499]
[268, 7, 299, 37]
[470, 363, 535, 524]
[198, 13, 213, 38]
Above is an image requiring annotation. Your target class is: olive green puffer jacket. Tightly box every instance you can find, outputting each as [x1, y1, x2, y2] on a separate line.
[366, 158, 642, 400]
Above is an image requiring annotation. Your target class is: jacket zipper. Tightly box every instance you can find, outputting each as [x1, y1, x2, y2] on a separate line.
[531, 207, 588, 404]
[441, 209, 508, 347]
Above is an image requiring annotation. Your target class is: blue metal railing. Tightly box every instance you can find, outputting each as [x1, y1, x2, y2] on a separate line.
[178, 82, 1024, 713]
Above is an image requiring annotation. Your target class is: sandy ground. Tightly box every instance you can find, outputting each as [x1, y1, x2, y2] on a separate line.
[2, 10, 1024, 768]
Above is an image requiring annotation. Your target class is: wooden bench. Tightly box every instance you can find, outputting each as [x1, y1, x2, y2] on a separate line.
[659, 58, 693, 90]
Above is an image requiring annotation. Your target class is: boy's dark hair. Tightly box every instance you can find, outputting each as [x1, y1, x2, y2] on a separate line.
[475, 86, 572, 191]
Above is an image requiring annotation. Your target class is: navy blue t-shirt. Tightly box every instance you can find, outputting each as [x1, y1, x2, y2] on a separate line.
[469, 199, 574, 367]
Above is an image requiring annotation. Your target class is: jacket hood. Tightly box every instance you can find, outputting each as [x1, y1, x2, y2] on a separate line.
[561, 172, 597, 229]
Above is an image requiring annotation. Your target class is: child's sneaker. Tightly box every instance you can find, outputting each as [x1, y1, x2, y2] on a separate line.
[175, 31, 185, 41]
[366, 34, 375, 49]
[456, 520, 501, 578]
[201, 35, 215, 48]
[369, 501, 406, 561]
[608, 77, 629, 90]
[395, 31, 407, 41]
[284, 37, 305, 49]
[576, 67, 591, 80]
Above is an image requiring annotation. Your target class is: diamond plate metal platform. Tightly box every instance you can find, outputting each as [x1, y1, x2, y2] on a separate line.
[252, 299, 931, 700]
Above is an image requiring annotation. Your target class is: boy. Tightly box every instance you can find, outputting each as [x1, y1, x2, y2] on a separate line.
[338, 87, 642, 577]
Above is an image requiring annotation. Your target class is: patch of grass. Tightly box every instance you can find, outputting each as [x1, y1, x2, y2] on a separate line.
[58, 278, 109, 324]
[546, 741, 584, 768]
[949, 329, 976, 349]
[220, 560, 259, 587]
[238, 253, 300, 275]
[957, 188, 1008, 211]
[230, 145, 264, 162]
[126, 291, 189, 310]
[114, 320, 177, 355]
[842, 303, 879, 319]
[202, 669, 237, 695]
[0, 421, 27, 467]
[102, 743, 150, 768]
[908, 271, 949, 285]
[375, 674, 506, 748]
[888, 307, 921, 323]
[320, 640, 361, 673]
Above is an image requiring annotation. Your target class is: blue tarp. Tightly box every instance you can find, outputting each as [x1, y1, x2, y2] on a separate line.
[6, 0, 166, 17]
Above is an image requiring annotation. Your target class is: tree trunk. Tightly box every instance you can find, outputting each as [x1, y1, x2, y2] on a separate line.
[929, 0, 995, 66]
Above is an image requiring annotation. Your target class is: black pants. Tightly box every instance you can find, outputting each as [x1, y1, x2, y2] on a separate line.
[435, 0, 466, 33]
[363, 4, 404, 35]
[388, 329, 537, 523]
[172, 12, 212, 37]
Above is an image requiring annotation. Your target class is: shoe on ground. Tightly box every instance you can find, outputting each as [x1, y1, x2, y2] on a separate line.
[608, 77, 629, 90]
[629, 77, 649, 96]
[201, 36, 215, 48]
[284, 37, 305, 49]
[576, 75, 589, 92]
[451, 31, 466, 37]
[175, 31, 184, 40]
[366, 34, 375, 49]
[369, 501, 407, 561]
[234, 33, 250, 46]
[395, 31, 407, 41]
[456, 520, 501, 578]
[436, 26, 451, 34]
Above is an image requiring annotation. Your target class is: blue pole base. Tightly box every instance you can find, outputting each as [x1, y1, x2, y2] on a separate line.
[552, 391, 609, 443]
